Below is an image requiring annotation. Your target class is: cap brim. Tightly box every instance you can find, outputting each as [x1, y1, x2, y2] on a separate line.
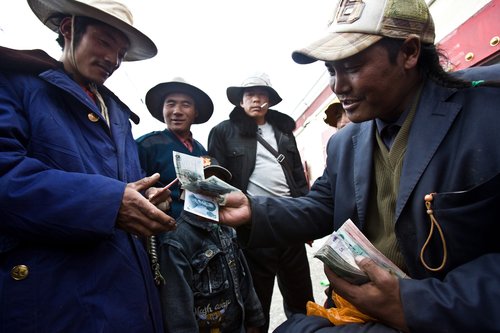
[204, 165, 232, 182]
[28, 0, 157, 61]
[145, 82, 214, 124]
[292, 32, 382, 64]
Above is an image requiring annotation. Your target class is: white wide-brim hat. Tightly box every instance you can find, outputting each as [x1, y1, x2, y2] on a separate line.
[27, 0, 157, 61]
[226, 72, 282, 107]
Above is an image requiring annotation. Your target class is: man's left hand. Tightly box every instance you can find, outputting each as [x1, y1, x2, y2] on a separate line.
[324, 256, 409, 332]
[146, 185, 172, 210]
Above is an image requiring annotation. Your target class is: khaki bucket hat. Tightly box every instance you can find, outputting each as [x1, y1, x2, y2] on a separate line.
[324, 99, 345, 128]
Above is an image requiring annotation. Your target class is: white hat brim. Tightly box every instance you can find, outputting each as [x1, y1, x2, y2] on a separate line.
[226, 86, 282, 107]
[28, 0, 157, 61]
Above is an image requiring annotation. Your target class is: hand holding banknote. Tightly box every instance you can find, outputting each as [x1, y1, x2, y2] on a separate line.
[323, 256, 409, 332]
[315, 220, 410, 330]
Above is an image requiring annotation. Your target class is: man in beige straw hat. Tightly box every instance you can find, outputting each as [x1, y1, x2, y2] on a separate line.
[0, 1, 174, 332]
[205, 0, 500, 332]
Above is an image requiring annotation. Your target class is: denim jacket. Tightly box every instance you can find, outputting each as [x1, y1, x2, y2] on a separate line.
[158, 211, 265, 332]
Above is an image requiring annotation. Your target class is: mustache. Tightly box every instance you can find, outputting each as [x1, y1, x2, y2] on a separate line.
[95, 61, 117, 75]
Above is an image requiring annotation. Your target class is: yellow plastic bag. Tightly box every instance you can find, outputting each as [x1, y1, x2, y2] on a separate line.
[306, 293, 376, 326]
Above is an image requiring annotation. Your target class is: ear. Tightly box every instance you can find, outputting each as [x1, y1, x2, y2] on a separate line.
[400, 35, 421, 70]
[59, 17, 73, 40]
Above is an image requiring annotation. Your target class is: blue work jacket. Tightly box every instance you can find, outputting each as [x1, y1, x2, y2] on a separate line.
[0, 65, 163, 332]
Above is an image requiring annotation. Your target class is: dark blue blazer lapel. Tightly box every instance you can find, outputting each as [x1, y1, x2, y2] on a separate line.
[396, 81, 462, 221]
[352, 120, 376, 228]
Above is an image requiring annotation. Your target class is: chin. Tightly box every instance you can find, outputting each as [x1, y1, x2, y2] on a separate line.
[90, 70, 110, 85]
[90, 77, 107, 85]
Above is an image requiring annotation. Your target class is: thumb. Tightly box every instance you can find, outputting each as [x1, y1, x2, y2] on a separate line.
[355, 256, 391, 284]
[130, 173, 161, 192]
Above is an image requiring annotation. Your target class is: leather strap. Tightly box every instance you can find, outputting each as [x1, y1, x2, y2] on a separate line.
[256, 133, 300, 196]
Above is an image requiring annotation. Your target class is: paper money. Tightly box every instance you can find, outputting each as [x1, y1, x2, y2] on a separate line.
[184, 190, 219, 221]
[314, 219, 408, 285]
[172, 151, 241, 221]
[173, 151, 205, 186]
[182, 175, 240, 196]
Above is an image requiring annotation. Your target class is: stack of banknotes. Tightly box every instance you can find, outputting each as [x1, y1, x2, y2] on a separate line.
[314, 219, 409, 285]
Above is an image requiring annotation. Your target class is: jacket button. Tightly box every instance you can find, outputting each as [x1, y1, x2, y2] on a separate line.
[205, 249, 214, 258]
[88, 113, 99, 122]
[11, 265, 29, 281]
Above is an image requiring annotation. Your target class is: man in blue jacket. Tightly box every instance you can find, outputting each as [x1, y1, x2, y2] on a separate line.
[212, 0, 500, 332]
[0, 0, 175, 332]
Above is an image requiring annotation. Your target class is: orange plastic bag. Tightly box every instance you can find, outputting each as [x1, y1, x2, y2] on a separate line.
[306, 293, 376, 326]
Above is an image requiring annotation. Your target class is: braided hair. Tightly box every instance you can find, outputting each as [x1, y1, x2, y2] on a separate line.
[379, 37, 500, 89]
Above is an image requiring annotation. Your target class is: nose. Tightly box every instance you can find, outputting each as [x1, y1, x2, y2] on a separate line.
[171, 104, 184, 115]
[104, 50, 123, 70]
[330, 72, 349, 95]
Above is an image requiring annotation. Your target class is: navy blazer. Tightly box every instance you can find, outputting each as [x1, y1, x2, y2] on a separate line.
[246, 80, 500, 332]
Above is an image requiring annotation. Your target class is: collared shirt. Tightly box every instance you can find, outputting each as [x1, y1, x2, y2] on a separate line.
[375, 106, 411, 150]
[375, 84, 424, 150]
[172, 131, 194, 152]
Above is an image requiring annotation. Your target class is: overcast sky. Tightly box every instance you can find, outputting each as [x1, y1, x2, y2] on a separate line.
[1, 0, 334, 146]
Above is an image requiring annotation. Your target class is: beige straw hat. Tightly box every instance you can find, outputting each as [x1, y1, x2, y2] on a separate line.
[27, 0, 157, 61]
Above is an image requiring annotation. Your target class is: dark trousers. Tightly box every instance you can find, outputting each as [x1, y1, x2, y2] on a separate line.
[244, 244, 314, 332]
[274, 313, 401, 333]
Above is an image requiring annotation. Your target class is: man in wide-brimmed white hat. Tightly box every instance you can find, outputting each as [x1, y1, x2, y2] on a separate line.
[0, 1, 174, 332]
[208, 72, 314, 332]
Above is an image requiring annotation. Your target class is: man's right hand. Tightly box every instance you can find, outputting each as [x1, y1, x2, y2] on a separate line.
[116, 174, 176, 236]
[218, 191, 252, 227]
